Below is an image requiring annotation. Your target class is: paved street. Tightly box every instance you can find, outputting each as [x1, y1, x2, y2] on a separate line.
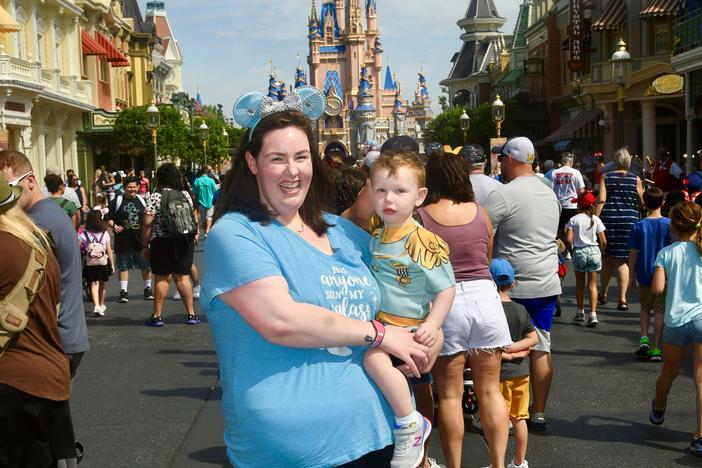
[71, 244, 699, 468]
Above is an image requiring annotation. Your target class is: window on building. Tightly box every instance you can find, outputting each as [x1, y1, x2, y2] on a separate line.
[81, 54, 89, 79]
[54, 27, 63, 73]
[654, 24, 671, 55]
[13, 7, 26, 60]
[36, 17, 46, 67]
[98, 58, 109, 83]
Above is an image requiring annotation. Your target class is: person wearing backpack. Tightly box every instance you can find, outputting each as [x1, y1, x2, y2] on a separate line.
[80, 210, 114, 316]
[141, 163, 200, 327]
[107, 177, 153, 304]
[0, 171, 79, 467]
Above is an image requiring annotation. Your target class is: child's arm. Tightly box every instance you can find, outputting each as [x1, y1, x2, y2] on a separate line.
[565, 227, 574, 252]
[651, 265, 666, 295]
[503, 330, 537, 356]
[414, 286, 455, 348]
[598, 231, 607, 254]
[106, 236, 115, 274]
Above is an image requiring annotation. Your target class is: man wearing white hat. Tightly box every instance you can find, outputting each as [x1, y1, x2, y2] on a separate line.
[485, 136, 561, 431]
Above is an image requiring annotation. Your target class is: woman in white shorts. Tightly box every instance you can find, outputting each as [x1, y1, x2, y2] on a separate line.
[417, 145, 512, 468]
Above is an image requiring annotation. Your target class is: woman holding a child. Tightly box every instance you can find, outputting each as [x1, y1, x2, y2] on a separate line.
[201, 88, 435, 467]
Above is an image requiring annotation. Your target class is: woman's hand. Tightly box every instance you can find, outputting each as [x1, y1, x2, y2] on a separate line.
[114, 225, 124, 233]
[394, 328, 443, 377]
[378, 325, 430, 378]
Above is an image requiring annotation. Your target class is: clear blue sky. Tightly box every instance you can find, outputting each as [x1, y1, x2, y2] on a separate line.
[153, 0, 520, 120]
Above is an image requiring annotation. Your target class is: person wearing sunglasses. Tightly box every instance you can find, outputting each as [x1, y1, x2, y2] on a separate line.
[0, 151, 89, 378]
[485, 137, 561, 431]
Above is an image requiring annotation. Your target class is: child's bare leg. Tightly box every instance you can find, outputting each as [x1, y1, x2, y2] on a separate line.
[512, 418, 528, 465]
[89, 281, 100, 308]
[98, 281, 106, 306]
[575, 272, 585, 310]
[655, 344, 686, 409]
[364, 348, 414, 417]
[588, 272, 598, 313]
[694, 343, 702, 437]
[640, 307, 651, 338]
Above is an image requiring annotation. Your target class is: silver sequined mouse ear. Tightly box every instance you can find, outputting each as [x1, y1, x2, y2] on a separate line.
[232, 92, 264, 129]
[295, 86, 326, 121]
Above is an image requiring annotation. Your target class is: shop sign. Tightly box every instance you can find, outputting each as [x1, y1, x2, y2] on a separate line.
[91, 110, 118, 129]
[4, 102, 25, 113]
[568, 0, 585, 72]
[651, 74, 684, 95]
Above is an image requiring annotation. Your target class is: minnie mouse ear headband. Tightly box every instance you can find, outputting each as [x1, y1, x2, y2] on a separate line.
[233, 86, 326, 141]
[571, 191, 597, 208]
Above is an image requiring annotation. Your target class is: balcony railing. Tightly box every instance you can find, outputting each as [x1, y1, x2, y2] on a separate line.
[673, 7, 702, 55]
[0, 54, 93, 106]
[583, 54, 671, 85]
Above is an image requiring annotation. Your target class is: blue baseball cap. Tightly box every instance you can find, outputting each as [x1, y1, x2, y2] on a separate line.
[490, 259, 515, 286]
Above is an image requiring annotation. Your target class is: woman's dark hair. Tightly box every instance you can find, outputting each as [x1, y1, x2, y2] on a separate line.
[122, 176, 138, 187]
[214, 110, 333, 235]
[423, 152, 475, 205]
[85, 209, 107, 232]
[333, 167, 366, 214]
[663, 189, 687, 217]
[156, 163, 183, 191]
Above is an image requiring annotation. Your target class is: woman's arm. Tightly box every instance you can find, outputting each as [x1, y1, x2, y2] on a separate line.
[636, 176, 644, 208]
[651, 265, 666, 295]
[219, 276, 430, 377]
[595, 177, 607, 217]
[484, 207, 494, 261]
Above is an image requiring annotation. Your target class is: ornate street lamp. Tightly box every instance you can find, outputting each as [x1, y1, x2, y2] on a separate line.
[491, 95, 505, 138]
[611, 39, 632, 112]
[146, 103, 160, 176]
[199, 122, 209, 167]
[459, 109, 470, 143]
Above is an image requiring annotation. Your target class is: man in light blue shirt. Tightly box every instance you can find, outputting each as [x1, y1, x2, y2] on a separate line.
[192, 167, 218, 238]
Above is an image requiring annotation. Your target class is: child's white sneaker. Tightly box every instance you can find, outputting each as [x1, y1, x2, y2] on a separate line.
[508, 460, 529, 468]
[390, 415, 431, 468]
[93, 305, 105, 317]
[586, 313, 599, 328]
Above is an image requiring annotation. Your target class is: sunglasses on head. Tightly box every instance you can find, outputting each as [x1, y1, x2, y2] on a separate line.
[9, 170, 33, 187]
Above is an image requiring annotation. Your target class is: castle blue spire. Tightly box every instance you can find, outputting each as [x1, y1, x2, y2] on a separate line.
[294, 66, 307, 89]
[418, 71, 429, 98]
[320, 0, 340, 38]
[279, 81, 288, 101]
[366, 0, 377, 14]
[383, 66, 396, 90]
[267, 73, 280, 99]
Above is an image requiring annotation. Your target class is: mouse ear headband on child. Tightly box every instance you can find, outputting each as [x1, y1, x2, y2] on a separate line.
[233, 86, 326, 141]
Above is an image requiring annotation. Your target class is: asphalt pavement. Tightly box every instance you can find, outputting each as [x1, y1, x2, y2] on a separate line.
[70, 245, 700, 467]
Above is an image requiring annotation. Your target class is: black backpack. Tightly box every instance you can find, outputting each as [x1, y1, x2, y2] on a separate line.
[159, 189, 196, 237]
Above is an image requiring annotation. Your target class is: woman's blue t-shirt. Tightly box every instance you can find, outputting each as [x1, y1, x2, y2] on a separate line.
[201, 212, 392, 467]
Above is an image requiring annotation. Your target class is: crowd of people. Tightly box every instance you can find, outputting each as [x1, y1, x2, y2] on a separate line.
[0, 151, 224, 466]
[1, 84, 701, 467]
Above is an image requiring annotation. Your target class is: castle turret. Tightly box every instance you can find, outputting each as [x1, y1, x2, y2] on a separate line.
[294, 65, 307, 89]
[320, 0, 340, 39]
[346, 0, 363, 36]
[267, 73, 280, 99]
[366, 0, 377, 32]
[392, 82, 405, 136]
[279, 81, 288, 101]
[308, 0, 320, 39]
[354, 66, 377, 145]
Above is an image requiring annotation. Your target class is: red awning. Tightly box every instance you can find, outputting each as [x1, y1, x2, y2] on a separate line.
[81, 30, 107, 56]
[640, 0, 680, 18]
[96, 32, 130, 67]
[591, 0, 626, 31]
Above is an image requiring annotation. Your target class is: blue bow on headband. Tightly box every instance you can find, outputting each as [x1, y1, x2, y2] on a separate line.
[232, 86, 327, 140]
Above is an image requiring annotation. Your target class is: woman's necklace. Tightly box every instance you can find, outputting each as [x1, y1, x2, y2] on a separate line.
[296, 219, 304, 233]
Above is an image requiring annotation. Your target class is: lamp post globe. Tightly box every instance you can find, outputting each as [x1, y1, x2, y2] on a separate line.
[199, 122, 209, 167]
[491, 95, 505, 138]
[459, 110, 470, 143]
[146, 104, 160, 176]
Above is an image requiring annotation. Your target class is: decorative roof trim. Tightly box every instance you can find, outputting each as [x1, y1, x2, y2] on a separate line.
[591, 0, 626, 31]
[640, 0, 680, 18]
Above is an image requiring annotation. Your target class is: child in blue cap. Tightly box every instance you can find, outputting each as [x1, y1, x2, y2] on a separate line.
[491, 258, 538, 468]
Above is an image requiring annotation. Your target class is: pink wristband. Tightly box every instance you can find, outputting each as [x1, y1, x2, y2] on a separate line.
[370, 320, 385, 348]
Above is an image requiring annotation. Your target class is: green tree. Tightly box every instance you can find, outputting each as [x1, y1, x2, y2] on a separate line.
[192, 116, 240, 167]
[113, 105, 193, 167]
[424, 100, 526, 150]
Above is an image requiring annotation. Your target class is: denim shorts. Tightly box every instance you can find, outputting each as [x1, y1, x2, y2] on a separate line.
[115, 250, 150, 272]
[662, 313, 702, 348]
[572, 245, 602, 273]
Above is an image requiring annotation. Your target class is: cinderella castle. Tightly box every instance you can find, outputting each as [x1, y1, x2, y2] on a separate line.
[264, 0, 433, 159]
